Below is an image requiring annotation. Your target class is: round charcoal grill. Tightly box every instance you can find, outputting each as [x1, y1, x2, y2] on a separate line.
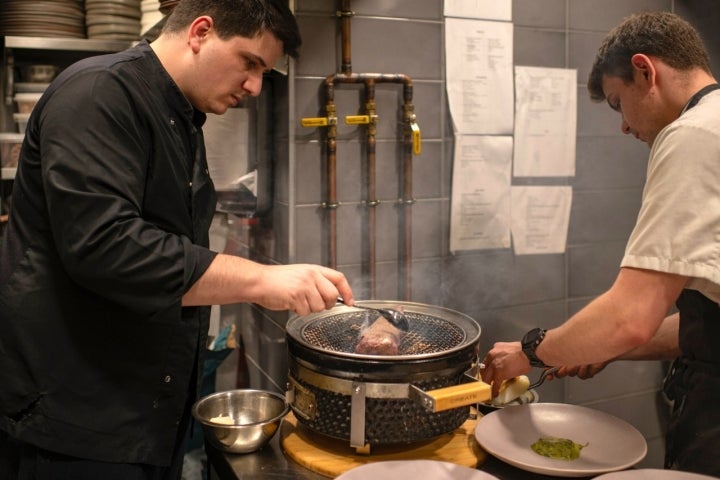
[286, 301, 481, 449]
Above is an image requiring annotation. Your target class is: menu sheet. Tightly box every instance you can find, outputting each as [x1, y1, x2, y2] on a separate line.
[449, 136, 512, 252]
[513, 66, 577, 177]
[511, 186, 572, 255]
[445, 18, 514, 135]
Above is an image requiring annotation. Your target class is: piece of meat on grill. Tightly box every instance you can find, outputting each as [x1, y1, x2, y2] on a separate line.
[354, 311, 403, 355]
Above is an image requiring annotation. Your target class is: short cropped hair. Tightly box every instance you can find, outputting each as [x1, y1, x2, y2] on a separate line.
[587, 11, 710, 102]
[162, 0, 301, 59]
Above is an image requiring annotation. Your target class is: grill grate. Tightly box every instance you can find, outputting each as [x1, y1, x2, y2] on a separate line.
[300, 311, 466, 355]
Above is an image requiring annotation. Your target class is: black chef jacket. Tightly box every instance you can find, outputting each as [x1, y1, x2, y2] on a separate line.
[0, 40, 218, 466]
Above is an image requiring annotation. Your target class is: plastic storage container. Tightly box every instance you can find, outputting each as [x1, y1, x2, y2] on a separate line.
[0, 133, 24, 168]
[13, 113, 30, 133]
[14, 93, 42, 114]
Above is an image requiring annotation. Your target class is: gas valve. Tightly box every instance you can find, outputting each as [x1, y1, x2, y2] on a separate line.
[300, 116, 337, 128]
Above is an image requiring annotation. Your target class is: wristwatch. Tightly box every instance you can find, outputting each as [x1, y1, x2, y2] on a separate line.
[522, 328, 548, 368]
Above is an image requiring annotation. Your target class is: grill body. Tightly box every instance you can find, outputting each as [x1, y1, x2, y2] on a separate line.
[285, 302, 481, 446]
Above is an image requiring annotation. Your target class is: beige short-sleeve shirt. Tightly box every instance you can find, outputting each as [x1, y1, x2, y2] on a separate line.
[622, 90, 720, 302]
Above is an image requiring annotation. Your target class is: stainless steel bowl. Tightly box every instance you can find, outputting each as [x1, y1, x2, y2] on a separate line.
[191, 389, 289, 454]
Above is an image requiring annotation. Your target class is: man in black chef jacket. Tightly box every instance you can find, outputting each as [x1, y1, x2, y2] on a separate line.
[0, 1, 354, 479]
[481, 11, 720, 476]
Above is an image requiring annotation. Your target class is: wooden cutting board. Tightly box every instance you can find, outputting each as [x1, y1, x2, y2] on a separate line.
[280, 412, 486, 478]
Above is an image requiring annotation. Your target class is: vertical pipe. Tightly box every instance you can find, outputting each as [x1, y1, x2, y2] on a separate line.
[364, 79, 377, 297]
[400, 83, 415, 301]
[324, 78, 338, 269]
[340, 0, 353, 75]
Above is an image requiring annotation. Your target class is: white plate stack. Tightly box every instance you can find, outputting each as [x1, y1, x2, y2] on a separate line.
[85, 0, 141, 41]
[141, 0, 164, 36]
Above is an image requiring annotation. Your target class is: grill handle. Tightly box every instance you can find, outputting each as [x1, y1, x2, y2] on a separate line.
[409, 381, 492, 413]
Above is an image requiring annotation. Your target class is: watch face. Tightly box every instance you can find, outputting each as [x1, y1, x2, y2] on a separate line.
[522, 328, 546, 367]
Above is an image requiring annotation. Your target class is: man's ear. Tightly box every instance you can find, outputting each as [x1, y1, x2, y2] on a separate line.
[631, 53, 656, 84]
[187, 16, 214, 53]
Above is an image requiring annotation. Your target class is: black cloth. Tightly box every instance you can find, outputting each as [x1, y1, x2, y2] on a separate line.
[663, 290, 720, 476]
[0, 40, 218, 466]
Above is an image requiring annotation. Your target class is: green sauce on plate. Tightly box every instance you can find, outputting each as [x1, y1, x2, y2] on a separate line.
[531, 436, 588, 460]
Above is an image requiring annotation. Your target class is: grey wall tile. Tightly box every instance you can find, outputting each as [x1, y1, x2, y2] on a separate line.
[514, 28, 566, 68]
[412, 81, 444, 140]
[583, 389, 668, 440]
[512, 0, 566, 29]
[293, 205, 325, 264]
[474, 301, 568, 350]
[568, 31, 607, 87]
[577, 86, 625, 136]
[374, 260, 399, 300]
[412, 141, 442, 199]
[411, 199, 443, 258]
[293, 141, 323, 205]
[566, 360, 666, 403]
[352, 18, 442, 80]
[336, 201, 365, 266]
[295, 15, 338, 77]
[443, 250, 565, 311]
[568, 189, 642, 244]
[295, 0, 334, 14]
[573, 136, 648, 191]
[294, 140, 364, 205]
[373, 200, 402, 263]
[352, 0, 442, 20]
[373, 141, 402, 202]
[569, 0, 672, 32]
[567, 242, 626, 298]
[409, 258, 443, 305]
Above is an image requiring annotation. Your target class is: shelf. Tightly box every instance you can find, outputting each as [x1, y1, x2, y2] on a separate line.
[3, 36, 132, 54]
[2, 167, 16, 180]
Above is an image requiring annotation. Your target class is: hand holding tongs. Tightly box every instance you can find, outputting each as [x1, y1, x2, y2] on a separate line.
[336, 297, 410, 331]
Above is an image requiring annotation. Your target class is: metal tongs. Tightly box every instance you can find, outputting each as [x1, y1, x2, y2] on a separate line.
[529, 366, 560, 390]
[337, 297, 410, 331]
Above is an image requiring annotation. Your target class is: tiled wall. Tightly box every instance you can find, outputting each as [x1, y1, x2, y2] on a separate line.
[217, 0, 720, 468]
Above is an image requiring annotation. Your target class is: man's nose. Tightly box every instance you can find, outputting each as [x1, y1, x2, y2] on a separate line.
[621, 118, 632, 135]
[244, 72, 264, 97]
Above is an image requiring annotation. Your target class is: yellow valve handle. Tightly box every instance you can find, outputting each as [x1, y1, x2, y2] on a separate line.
[300, 117, 329, 128]
[411, 122, 421, 155]
[345, 115, 370, 125]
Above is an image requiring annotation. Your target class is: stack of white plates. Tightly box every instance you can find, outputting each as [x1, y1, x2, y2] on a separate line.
[86, 0, 141, 41]
[0, 0, 85, 38]
[141, 0, 164, 35]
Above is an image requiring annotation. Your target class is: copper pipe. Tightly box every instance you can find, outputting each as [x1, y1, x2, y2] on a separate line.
[364, 79, 377, 296]
[339, 0, 353, 75]
[400, 87, 415, 300]
[320, 0, 415, 299]
[322, 81, 339, 270]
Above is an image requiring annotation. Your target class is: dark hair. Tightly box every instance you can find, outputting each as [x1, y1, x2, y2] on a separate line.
[163, 0, 301, 59]
[587, 11, 711, 102]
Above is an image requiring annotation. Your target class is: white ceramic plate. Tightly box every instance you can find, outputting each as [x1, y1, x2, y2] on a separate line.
[474, 403, 647, 477]
[335, 460, 500, 480]
[595, 469, 719, 480]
